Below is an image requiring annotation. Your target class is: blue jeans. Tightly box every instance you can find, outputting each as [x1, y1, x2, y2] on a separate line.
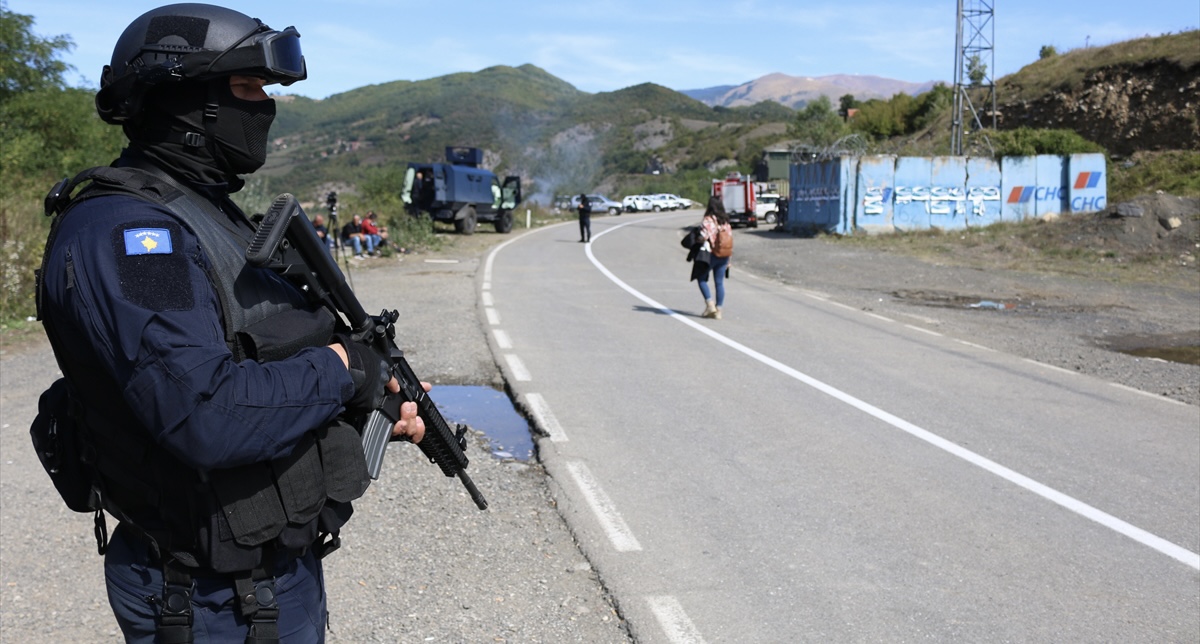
[697, 255, 730, 306]
[105, 524, 327, 643]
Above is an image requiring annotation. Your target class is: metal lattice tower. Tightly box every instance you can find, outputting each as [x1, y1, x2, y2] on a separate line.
[951, 0, 997, 155]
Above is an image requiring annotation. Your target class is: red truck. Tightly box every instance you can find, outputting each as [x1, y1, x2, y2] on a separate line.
[711, 172, 758, 228]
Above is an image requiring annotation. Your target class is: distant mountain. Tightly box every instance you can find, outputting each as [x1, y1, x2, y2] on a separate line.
[265, 64, 795, 203]
[682, 73, 941, 109]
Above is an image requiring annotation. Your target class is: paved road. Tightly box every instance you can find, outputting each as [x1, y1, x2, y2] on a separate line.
[486, 212, 1200, 643]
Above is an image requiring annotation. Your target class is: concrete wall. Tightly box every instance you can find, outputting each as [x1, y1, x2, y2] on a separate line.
[785, 153, 1107, 234]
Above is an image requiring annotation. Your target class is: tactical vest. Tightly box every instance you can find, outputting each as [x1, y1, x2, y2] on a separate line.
[37, 164, 370, 574]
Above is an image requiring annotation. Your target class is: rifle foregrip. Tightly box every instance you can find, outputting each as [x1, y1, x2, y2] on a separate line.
[247, 194, 297, 266]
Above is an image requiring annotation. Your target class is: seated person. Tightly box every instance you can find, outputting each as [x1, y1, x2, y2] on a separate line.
[362, 212, 385, 254]
[341, 214, 373, 258]
[312, 214, 335, 252]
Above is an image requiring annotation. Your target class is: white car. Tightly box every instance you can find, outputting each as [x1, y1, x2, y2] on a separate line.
[649, 194, 686, 211]
[756, 193, 782, 224]
[623, 195, 654, 212]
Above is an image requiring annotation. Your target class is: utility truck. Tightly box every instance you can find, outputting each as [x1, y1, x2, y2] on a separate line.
[402, 147, 522, 234]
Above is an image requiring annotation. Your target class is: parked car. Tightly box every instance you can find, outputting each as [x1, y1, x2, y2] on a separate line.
[755, 193, 781, 224]
[647, 194, 684, 211]
[623, 195, 654, 212]
[671, 195, 698, 210]
[553, 194, 574, 211]
[570, 194, 623, 215]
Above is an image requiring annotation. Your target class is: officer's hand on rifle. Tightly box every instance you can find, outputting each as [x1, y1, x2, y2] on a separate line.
[328, 338, 428, 443]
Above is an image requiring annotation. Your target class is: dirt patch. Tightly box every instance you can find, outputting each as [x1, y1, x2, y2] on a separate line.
[833, 193, 1199, 363]
[891, 289, 1135, 315]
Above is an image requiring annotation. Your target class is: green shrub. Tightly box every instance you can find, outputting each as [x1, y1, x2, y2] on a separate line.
[988, 127, 1106, 157]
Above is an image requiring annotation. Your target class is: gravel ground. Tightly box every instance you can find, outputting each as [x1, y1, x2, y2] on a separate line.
[2, 221, 1196, 642]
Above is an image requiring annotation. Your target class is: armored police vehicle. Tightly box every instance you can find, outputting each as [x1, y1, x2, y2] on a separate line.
[402, 147, 522, 234]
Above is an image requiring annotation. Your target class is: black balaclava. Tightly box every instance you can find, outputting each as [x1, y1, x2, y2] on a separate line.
[126, 77, 276, 191]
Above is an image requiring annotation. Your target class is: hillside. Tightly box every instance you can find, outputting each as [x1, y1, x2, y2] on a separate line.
[264, 64, 795, 205]
[259, 32, 1198, 210]
[993, 30, 1199, 155]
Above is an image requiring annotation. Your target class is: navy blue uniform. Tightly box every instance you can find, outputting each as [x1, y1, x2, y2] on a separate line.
[42, 193, 352, 466]
[40, 191, 354, 641]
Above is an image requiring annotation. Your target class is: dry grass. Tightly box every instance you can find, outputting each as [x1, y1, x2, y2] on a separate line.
[833, 205, 1200, 290]
[999, 30, 1200, 102]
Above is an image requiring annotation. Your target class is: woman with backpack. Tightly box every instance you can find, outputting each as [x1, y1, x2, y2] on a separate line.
[697, 196, 734, 319]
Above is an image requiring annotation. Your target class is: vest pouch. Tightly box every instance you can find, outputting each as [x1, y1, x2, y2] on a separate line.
[30, 378, 100, 513]
[236, 306, 337, 363]
[271, 434, 325, 526]
[317, 419, 371, 503]
[209, 463, 288, 547]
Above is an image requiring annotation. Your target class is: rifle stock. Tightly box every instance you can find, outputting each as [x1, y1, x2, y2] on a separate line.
[248, 193, 488, 510]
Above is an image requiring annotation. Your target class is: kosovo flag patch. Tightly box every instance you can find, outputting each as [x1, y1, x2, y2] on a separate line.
[123, 228, 173, 255]
[113, 222, 191, 311]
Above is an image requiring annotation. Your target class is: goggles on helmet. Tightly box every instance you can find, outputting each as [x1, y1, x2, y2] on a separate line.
[181, 23, 307, 85]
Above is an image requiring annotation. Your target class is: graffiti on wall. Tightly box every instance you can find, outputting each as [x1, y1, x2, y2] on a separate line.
[787, 153, 1107, 234]
[862, 186, 1001, 216]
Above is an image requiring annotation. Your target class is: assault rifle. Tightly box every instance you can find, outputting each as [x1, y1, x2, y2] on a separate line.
[246, 193, 488, 510]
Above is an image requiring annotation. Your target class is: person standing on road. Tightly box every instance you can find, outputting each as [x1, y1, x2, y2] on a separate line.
[697, 197, 734, 319]
[34, 4, 426, 641]
[577, 193, 591, 242]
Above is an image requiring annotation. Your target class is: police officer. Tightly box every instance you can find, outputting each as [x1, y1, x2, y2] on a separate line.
[576, 193, 591, 242]
[36, 4, 425, 642]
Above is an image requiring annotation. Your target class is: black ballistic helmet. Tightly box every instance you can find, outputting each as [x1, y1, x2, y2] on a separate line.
[96, 3, 306, 124]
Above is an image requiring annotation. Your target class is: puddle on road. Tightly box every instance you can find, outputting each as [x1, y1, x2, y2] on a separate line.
[432, 385, 534, 461]
[1096, 332, 1200, 366]
[1118, 345, 1200, 365]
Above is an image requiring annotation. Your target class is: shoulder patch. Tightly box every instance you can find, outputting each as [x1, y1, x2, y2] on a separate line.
[112, 222, 193, 312]
[123, 228, 174, 255]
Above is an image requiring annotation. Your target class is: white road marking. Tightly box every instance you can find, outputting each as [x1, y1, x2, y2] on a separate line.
[483, 231, 529, 288]
[485, 308, 500, 325]
[524, 393, 568, 442]
[504, 354, 531, 381]
[904, 324, 942, 337]
[1110, 382, 1188, 406]
[492, 329, 513, 350]
[1022, 358, 1078, 376]
[565, 461, 642, 552]
[647, 596, 706, 644]
[579, 218, 1200, 571]
[955, 339, 996, 351]
[865, 312, 894, 323]
[482, 292, 494, 306]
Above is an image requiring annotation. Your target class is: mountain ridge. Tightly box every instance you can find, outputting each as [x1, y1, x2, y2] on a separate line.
[681, 72, 942, 108]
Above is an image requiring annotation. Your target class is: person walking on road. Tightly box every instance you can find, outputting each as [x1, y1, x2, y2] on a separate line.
[33, 4, 426, 641]
[697, 197, 734, 319]
[577, 193, 591, 242]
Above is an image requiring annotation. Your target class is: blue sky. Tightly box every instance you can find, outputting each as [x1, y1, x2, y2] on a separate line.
[12, 0, 1199, 100]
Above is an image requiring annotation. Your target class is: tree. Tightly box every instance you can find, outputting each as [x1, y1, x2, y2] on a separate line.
[966, 54, 988, 86]
[0, 6, 75, 102]
[1, 6, 121, 323]
[838, 94, 858, 120]
[1039, 45, 1059, 60]
[788, 95, 846, 148]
